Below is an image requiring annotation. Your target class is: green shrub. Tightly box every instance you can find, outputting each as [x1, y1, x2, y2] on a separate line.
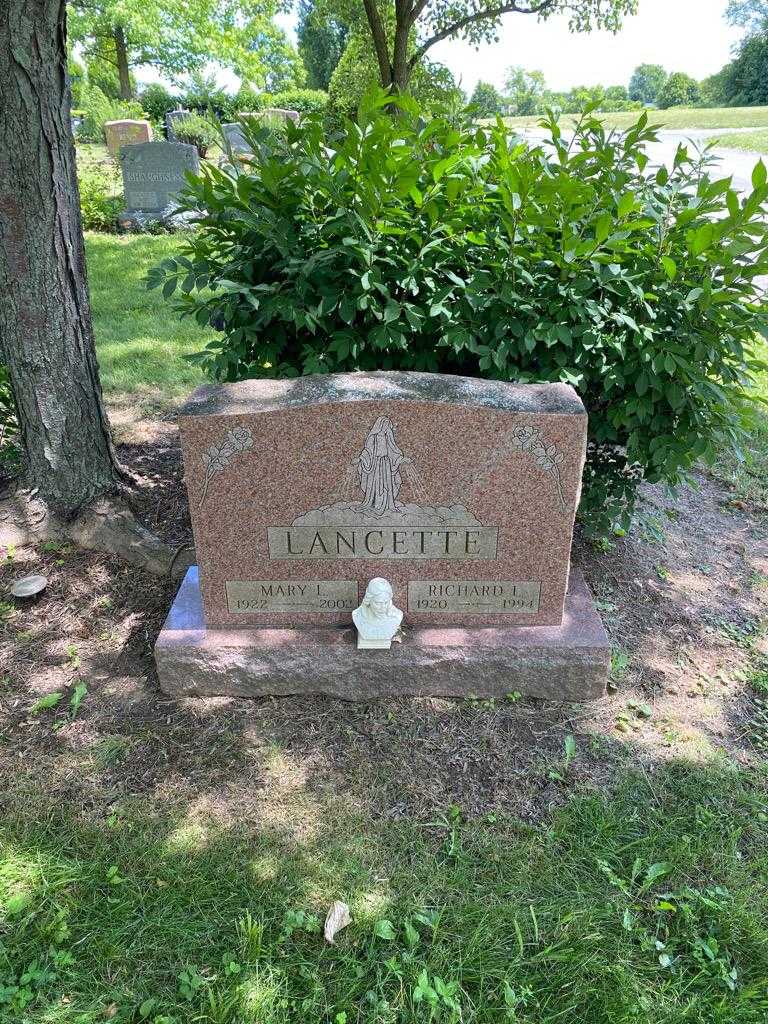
[269, 88, 328, 116]
[149, 93, 768, 534]
[327, 34, 459, 128]
[78, 85, 146, 144]
[0, 363, 20, 473]
[180, 71, 237, 122]
[140, 83, 179, 123]
[78, 161, 123, 231]
[232, 86, 267, 115]
[171, 112, 219, 157]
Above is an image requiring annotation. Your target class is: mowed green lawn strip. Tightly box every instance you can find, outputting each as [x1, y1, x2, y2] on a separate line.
[86, 232, 210, 398]
[706, 129, 768, 153]
[2, 760, 767, 1022]
[503, 104, 768, 131]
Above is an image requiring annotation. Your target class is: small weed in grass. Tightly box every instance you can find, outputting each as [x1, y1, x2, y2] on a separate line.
[611, 649, 631, 681]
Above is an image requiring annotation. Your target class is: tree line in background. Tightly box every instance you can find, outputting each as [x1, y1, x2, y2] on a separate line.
[471, 2, 768, 117]
[68, 0, 768, 155]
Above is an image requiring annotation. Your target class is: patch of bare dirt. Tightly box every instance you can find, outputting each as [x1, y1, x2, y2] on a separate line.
[0, 417, 766, 828]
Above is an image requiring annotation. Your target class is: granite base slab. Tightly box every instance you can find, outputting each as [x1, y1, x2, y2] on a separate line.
[155, 567, 609, 702]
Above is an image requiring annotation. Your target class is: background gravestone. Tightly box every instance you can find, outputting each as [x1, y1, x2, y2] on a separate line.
[104, 119, 152, 158]
[262, 107, 300, 124]
[164, 109, 189, 142]
[221, 122, 253, 158]
[119, 140, 199, 220]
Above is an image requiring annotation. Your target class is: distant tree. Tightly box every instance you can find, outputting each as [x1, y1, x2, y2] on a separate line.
[504, 66, 546, 115]
[568, 83, 604, 109]
[68, 0, 298, 100]
[716, 30, 768, 106]
[358, 0, 636, 93]
[628, 63, 667, 105]
[297, 0, 348, 90]
[328, 26, 460, 123]
[470, 80, 503, 116]
[726, 0, 768, 31]
[604, 84, 628, 102]
[657, 71, 700, 109]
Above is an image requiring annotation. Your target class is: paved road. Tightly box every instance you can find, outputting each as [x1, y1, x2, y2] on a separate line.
[522, 127, 765, 195]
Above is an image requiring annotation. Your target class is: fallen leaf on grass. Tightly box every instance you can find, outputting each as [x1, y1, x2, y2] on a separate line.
[324, 900, 351, 943]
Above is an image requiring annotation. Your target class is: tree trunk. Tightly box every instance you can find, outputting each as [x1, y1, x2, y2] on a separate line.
[362, 0, 393, 88]
[113, 24, 133, 99]
[0, 0, 123, 516]
[391, 14, 411, 92]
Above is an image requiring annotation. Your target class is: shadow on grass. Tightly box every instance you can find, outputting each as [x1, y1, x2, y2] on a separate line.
[1, 758, 766, 1023]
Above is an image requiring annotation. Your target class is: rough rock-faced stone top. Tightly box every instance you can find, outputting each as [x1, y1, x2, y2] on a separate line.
[179, 371, 588, 629]
[180, 372, 585, 418]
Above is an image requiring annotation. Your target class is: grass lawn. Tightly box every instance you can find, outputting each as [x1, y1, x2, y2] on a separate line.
[2, 233, 767, 1024]
[706, 129, 768, 154]
[86, 233, 210, 399]
[2, 760, 767, 1022]
[503, 104, 768, 131]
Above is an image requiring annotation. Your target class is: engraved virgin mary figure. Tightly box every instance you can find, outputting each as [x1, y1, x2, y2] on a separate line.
[355, 416, 407, 517]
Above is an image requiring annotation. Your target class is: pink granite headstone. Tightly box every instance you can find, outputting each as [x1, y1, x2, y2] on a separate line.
[104, 119, 152, 158]
[157, 372, 609, 701]
[178, 372, 587, 629]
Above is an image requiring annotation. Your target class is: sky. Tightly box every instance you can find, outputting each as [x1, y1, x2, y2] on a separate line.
[137, 0, 743, 97]
[431, 0, 743, 94]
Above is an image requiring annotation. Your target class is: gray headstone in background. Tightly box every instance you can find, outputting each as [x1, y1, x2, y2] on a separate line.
[221, 122, 253, 156]
[165, 109, 190, 142]
[262, 107, 300, 124]
[120, 140, 199, 216]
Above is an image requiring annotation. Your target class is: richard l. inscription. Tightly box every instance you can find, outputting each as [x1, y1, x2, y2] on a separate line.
[227, 580, 357, 613]
[408, 580, 541, 614]
[268, 526, 498, 560]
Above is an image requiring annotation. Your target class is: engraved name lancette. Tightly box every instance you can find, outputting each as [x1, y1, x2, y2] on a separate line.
[268, 526, 498, 560]
[275, 416, 499, 560]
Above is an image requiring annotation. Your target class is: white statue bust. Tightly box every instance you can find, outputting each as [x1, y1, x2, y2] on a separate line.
[352, 577, 403, 649]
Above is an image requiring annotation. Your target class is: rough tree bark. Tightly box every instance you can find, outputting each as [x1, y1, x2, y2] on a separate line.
[0, 0, 124, 515]
[113, 24, 134, 100]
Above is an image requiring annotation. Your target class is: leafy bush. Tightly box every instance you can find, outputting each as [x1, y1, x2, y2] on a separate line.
[78, 161, 123, 231]
[232, 86, 267, 115]
[327, 33, 459, 127]
[180, 71, 238, 122]
[0, 363, 20, 473]
[140, 83, 179, 123]
[77, 85, 146, 144]
[268, 88, 328, 116]
[149, 93, 768, 534]
[171, 112, 219, 157]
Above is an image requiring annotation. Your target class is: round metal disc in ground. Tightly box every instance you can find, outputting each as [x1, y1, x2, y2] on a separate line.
[10, 574, 48, 598]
